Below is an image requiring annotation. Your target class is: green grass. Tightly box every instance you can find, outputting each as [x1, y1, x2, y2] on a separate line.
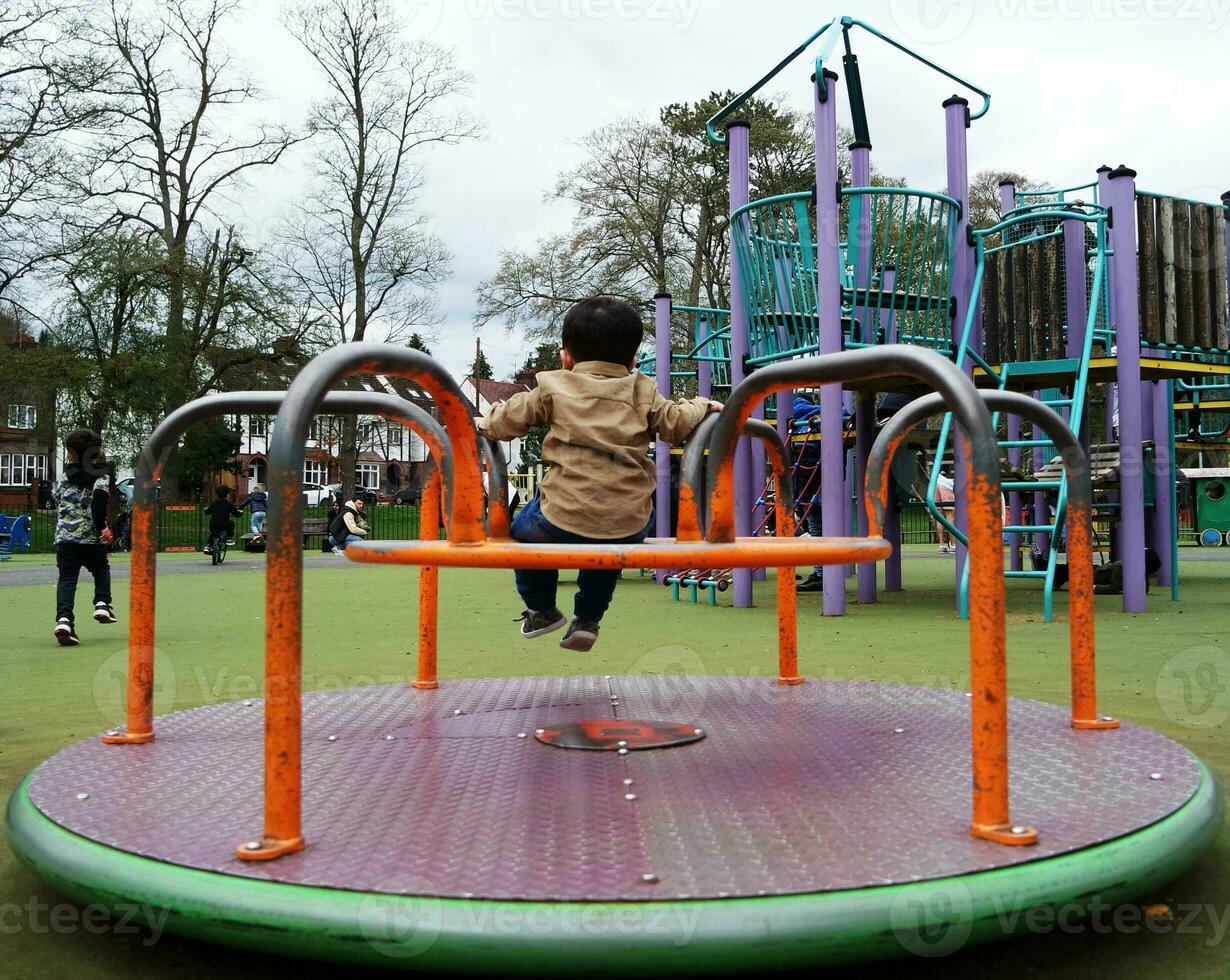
[1, 558, 1227, 978]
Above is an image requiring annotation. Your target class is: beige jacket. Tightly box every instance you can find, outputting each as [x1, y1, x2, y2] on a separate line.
[477, 361, 713, 538]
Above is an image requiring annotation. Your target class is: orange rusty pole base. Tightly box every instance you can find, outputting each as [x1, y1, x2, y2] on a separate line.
[970, 822, 1039, 846]
[100, 730, 155, 745]
[1071, 717, 1120, 730]
[235, 837, 306, 862]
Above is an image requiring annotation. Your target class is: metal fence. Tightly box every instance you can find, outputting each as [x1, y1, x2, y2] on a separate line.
[0, 504, 421, 555]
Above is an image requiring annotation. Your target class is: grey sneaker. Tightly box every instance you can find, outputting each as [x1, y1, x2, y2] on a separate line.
[796, 572, 824, 593]
[54, 618, 79, 646]
[517, 608, 567, 639]
[559, 617, 600, 652]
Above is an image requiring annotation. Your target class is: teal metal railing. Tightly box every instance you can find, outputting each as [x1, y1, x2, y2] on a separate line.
[730, 187, 960, 365]
[638, 305, 733, 393]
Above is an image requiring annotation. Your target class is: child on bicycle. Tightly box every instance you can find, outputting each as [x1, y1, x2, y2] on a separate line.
[204, 486, 241, 553]
[476, 296, 718, 652]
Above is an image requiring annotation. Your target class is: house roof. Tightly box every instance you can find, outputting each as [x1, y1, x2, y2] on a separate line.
[467, 377, 529, 407]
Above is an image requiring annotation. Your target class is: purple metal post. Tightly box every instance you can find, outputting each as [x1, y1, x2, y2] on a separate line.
[727, 122, 754, 607]
[1104, 166, 1147, 611]
[944, 96, 973, 605]
[851, 141, 876, 602]
[885, 497, 903, 590]
[1150, 381, 1174, 588]
[1032, 411, 1049, 556]
[815, 70, 845, 616]
[654, 293, 673, 575]
[1224, 193, 1230, 322]
[999, 181, 1023, 571]
[1097, 166, 1115, 328]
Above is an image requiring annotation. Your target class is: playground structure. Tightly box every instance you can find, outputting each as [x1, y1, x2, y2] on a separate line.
[646, 15, 1230, 619]
[7, 341, 1222, 971]
[0, 513, 32, 559]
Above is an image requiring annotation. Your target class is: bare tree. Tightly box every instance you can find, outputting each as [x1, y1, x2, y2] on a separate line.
[77, 0, 301, 404]
[0, 2, 106, 310]
[282, 0, 476, 498]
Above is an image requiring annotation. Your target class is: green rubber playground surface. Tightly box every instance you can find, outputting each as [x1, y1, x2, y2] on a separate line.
[2, 554, 1228, 977]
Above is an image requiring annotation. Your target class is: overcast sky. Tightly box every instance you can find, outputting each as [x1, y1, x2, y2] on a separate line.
[224, 0, 1230, 383]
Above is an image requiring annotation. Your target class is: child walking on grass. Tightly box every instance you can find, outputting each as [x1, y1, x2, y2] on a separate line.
[477, 296, 718, 652]
[53, 428, 116, 647]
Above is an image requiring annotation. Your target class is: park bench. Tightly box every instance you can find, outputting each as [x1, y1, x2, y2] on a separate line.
[240, 516, 331, 552]
[0, 514, 32, 560]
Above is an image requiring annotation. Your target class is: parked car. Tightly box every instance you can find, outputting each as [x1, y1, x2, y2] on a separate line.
[302, 482, 333, 507]
[392, 486, 422, 506]
[115, 478, 135, 505]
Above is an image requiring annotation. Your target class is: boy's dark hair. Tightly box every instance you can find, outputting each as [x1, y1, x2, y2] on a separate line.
[215, 486, 231, 499]
[561, 296, 643, 365]
[65, 428, 102, 462]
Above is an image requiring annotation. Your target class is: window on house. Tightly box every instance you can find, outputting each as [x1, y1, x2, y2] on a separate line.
[7, 405, 36, 429]
[249, 415, 270, 438]
[387, 425, 403, 450]
[0, 453, 46, 486]
[303, 460, 328, 484]
[356, 462, 380, 489]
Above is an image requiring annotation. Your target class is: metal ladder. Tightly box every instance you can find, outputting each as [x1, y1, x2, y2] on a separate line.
[927, 204, 1110, 621]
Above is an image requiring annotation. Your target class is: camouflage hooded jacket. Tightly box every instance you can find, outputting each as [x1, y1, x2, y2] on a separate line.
[54, 466, 110, 546]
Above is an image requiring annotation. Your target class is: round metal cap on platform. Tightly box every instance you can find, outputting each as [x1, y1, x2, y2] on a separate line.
[534, 719, 705, 751]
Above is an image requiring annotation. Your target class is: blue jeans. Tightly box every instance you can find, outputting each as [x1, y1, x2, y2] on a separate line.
[250, 510, 266, 536]
[511, 496, 651, 622]
[329, 533, 363, 551]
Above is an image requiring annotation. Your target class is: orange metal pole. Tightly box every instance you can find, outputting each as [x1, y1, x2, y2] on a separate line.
[1067, 497, 1118, 730]
[757, 437, 801, 686]
[773, 480, 801, 686]
[101, 502, 156, 744]
[237, 479, 305, 862]
[963, 435, 1036, 846]
[414, 470, 441, 690]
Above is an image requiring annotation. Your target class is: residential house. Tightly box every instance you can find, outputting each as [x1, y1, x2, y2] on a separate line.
[0, 318, 56, 511]
[466, 376, 531, 470]
[231, 373, 435, 499]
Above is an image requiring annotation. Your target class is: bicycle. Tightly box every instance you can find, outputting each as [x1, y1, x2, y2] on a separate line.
[207, 528, 229, 565]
